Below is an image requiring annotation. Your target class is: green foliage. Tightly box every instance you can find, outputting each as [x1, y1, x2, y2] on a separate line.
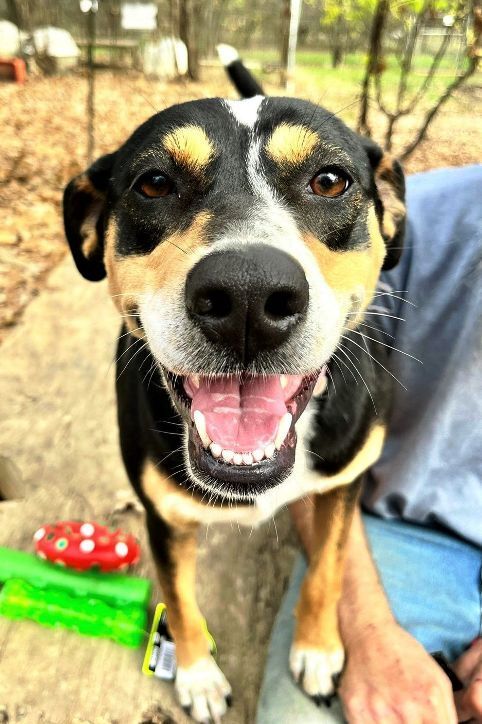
[321, 0, 376, 26]
[391, 0, 461, 18]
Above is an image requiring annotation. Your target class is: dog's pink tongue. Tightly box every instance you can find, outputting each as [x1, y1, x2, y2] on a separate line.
[187, 376, 300, 452]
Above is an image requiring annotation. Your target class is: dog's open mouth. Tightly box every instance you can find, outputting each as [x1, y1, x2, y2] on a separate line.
[164, 368, 326, 496]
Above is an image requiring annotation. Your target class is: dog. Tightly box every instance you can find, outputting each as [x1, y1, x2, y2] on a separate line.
[63, 49, 405, 722]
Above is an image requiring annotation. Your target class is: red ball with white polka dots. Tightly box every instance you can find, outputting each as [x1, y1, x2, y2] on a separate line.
[33, 521, 141, 572]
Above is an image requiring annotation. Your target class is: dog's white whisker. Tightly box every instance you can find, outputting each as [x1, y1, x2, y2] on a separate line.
[346, 311, 406, 322]
[356, 321, 395, 339]
[373, 291, 416, 306]
[342, 335, 408, 391]
[337, 343, 377, 414]
[349, 330, 422, 363]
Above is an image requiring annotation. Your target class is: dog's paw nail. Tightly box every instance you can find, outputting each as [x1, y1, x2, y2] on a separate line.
[290, 645, 344, 699]
[311, 692, 335, 708]
[176, 656, 231, 722]
[225, 694, 233, 708]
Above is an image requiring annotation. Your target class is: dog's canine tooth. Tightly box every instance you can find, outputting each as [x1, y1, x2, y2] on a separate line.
[313, 373, 327, 397]
[210, 442, 222, 458]
[191, 374, 200, 389]
[222, 449, 234, 463]
[233, 453, 243, 466]
[274, 412, 292, 450]
[193, 410, 211, 448]
[242, 453, 254, 465]
[265, 443, 275, 459]
[280, 374, 288, 389]
[253, 448, 264, 462]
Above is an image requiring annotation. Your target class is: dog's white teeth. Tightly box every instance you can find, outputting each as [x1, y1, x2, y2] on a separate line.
[313, 373, 327, 397]
[210, 442, 222, 458]
[275, 412, 292, 450]
[222, 449, 234, 463]
[280, 374, 288, 389]
[209, 446, 273, 465]
[190, 374, 200, 389]
[193, 410, 211, 448]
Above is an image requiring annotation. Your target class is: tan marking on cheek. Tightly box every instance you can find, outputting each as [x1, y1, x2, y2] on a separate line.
[163, 125, 215, 174]
[304, 205, 386, 325]
[104, 211, 212, 334]
[265, 123, 319, 166]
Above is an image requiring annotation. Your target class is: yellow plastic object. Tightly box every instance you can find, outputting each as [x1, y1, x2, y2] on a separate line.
[142, 603, 216, 679]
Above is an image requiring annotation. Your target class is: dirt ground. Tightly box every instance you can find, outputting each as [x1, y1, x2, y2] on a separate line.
[0, 65, 480, 344]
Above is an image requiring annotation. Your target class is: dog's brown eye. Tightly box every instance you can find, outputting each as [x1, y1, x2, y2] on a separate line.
[135, 171, 174, 198]
[310, 170, 350, 198]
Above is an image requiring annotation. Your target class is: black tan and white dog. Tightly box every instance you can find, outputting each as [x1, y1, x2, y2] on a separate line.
[63, 50, 405, 722]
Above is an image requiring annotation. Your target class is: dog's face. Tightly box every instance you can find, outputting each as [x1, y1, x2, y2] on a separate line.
[64, 96, 405, 500]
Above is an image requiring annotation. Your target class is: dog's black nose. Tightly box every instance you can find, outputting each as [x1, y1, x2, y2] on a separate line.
[185, 245, 309, 362]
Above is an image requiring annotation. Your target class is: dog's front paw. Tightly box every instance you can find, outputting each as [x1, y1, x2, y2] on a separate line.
[175, 656, 232, 722]
[289, 644, 345, 701]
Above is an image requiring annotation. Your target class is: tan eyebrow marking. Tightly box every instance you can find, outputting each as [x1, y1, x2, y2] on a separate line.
[265, 123, 319, 166]
[163, 125, 216, 174]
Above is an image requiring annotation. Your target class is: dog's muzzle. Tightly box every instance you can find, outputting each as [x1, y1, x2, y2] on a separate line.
[159, 245, 326, 498]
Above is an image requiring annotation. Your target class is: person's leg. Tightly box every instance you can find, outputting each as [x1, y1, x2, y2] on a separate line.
[363, 513, 482, 660]
[256, 555, 343, 724]
[256, 516, 482, 723]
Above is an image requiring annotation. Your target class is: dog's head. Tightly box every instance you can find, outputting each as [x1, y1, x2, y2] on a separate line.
[64, 96, 405, 500]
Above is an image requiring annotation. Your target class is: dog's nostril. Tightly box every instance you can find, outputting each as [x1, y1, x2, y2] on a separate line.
[264, 290, 301, 320]
[195, 289, 232, 318]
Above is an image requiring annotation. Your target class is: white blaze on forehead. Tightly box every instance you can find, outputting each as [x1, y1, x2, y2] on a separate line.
[225, 95, 281, 207]
[224, 96, 264, 128]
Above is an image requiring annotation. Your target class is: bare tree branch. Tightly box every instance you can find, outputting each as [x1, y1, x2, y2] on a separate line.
[400, 53, 479, 159]
[357, 0, 389, 137]
[404, 21, 454, 113]
[400, 0, 481, 159]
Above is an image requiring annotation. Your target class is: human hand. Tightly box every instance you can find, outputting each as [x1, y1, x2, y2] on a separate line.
[339, 620, 457, 723]
[452, 637, 482, 722]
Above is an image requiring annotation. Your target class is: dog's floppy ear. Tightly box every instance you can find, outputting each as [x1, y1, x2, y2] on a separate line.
[361, 138, 406, 270]
[63, 152, 116, 282]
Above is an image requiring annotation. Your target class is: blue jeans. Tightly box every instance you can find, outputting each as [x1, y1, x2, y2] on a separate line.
[256, 514, 482, 724]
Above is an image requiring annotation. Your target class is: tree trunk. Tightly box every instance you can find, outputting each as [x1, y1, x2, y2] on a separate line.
[6, 0, 24, 28]
[280, 0, 302, 89]
[357, 0, 389, 136]
[331, 46, 340, 67]
[330, 16, 345, 68]
[169, 0, 179, 37]
[179, 0, 200, 80]
[280, 0, 291, 87]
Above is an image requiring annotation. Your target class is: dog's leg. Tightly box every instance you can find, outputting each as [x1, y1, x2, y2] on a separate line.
[290, 478, 361, 701]
[143, 470, 231, 721]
